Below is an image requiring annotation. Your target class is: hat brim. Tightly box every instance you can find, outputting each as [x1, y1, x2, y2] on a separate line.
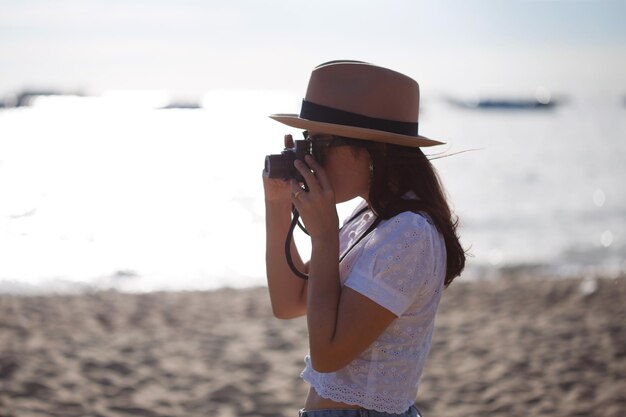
[269, 114, 445, 148]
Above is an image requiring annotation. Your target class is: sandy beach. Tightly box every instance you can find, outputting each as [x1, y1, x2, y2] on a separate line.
[1, 275, 624, 417]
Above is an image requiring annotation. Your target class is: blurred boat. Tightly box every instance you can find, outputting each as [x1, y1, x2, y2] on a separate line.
[446, 89, 560, 110]
[158, 100, 202, 110]
[0, 89, 84, 108]
[447, 96, 559, 110]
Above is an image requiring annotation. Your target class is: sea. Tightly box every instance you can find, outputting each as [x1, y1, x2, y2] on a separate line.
[0, 90, 624, 294]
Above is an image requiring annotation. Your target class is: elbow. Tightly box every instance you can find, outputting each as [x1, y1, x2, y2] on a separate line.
[309, 351, 349, 373]
[272, 309, 297, 320]
[271, 304, 304, 320]
[267, 291, 304, 319]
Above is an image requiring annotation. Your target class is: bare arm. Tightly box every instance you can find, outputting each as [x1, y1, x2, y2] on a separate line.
[293, 156, 396, 373]
[263, 134, 308, 319]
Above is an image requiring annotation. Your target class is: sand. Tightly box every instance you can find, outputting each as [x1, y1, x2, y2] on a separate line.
[0, 275, 624, 417]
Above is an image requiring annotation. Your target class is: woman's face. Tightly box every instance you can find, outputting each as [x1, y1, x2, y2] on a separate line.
[308, 132, 371, 204]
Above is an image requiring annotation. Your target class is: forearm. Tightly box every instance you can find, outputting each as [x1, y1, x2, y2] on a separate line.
[306, 235, 341, 370]
[265, 200, 307, 318]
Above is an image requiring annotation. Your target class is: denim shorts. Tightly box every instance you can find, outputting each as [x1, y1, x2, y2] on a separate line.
[298, 405, 422, 417]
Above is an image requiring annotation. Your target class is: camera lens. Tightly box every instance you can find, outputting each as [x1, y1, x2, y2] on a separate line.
[264, 140, 312, 182]
[264, 152, 296, 179]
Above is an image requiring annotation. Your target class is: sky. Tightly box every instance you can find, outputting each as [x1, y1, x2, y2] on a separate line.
[1, 0, 626, 97]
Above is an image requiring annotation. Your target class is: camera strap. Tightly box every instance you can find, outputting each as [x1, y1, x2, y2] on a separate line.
[285, 207, 309, 280]
[285, 205, 380, 280]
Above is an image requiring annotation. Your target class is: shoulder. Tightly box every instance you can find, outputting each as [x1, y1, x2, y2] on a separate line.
[365, 211, 445, 277]
[345, 210, 444, 314]
[385, 210, 436, 230]
[368, 211, 440, 248]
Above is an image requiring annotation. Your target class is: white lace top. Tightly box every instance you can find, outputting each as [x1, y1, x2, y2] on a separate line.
[301, 201, 446, 414]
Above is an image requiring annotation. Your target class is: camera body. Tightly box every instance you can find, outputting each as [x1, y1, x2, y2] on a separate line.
[264, 140, 322, 181]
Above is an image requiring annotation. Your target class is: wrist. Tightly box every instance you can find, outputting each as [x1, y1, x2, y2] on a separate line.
[311, 235, 339, 252]
[265, 199, 292, 213]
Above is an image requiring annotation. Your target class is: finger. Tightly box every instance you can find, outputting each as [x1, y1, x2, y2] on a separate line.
[289, 180, 306, 206]
[294, 159, 321, 194]
[284, 134, 294, 148]
[304, 155, 332, 190]
[290, 178, 304, 193]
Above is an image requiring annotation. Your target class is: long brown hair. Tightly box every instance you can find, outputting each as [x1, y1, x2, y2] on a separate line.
[338, 137, 466, 287]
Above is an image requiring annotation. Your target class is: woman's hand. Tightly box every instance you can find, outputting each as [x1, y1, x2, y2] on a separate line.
[290, 154, 339, 240]
[262, 134, 294, 204]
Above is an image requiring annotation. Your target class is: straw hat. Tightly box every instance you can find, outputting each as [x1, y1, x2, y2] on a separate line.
[270, 60, 444, 147]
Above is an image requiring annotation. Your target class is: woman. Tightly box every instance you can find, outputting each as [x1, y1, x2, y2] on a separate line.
[263, 61, 465, 417]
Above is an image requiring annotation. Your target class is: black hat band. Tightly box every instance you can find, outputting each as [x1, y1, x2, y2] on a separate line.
[299, 100, 419, 136]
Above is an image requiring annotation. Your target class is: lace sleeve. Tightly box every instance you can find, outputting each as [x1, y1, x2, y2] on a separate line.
[343, 212, 439, 316]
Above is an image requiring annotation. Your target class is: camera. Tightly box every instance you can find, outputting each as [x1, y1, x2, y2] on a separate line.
[264, 140, 321, 181]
